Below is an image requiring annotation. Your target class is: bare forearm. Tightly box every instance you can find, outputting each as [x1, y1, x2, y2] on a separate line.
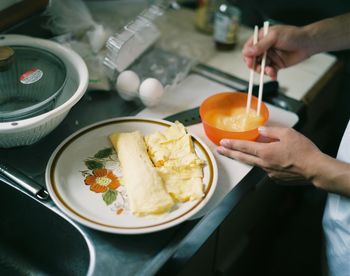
[302, 13, 350, 55]
[308, 153, 350, 197]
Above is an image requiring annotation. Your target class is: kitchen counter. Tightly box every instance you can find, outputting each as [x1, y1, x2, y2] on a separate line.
[0, 73, 296, 276]
[0, 6, 343, 276]
[155, 8, 339, 104]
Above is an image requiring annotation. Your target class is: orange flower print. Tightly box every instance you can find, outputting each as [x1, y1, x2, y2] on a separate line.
[84, 168, 120, 193]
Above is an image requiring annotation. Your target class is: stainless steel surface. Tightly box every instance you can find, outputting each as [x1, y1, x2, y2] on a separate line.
[192, 63, 280, 96]
[0, 162, 49, 201]
[192, 63, 248, 91]
[0, 176, 94, 276]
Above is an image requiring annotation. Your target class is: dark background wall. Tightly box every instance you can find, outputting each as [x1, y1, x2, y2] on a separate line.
[235, 0, 350, 26]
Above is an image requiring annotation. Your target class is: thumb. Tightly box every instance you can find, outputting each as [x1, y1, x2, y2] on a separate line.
[258, 126, 284, 140]
[245, 31, 277, 57]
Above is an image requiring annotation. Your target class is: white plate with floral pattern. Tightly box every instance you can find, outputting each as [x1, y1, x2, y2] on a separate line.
[46, 117, 218, 234]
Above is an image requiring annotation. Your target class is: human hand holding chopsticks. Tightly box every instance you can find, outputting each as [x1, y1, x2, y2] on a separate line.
[242, 25, 312, 80]
[222, 22, 320, 181]
[220, 13, 350, 196]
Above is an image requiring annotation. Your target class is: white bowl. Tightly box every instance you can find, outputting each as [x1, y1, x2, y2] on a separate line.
[0, 35, 89, 148]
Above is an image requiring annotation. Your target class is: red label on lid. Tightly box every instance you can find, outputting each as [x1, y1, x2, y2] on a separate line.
[19, 68, 43, 84]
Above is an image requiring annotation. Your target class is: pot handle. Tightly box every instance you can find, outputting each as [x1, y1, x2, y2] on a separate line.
[0, 161, 50, 201]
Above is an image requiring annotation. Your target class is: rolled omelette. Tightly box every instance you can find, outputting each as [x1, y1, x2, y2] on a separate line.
[109, 131, 174, 216]
[145, 122, 205, 202]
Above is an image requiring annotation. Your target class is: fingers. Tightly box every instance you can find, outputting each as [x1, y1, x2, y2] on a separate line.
[243, 34, 254, 51]
[253, 64, 277, 79]
[265, 67, 277, 80]
[242, 35, 254, 57]
[256, 134, 277, 143]
[220, 139, 262, 155]
[218, 139, 268, 167]
[255, 30, 278, 56]
[243, 26, 282, 78]
[243, 56, 255, 69]
[218, 145, 303, 182]
[267, 48, 287, 69]
[243, 35, 256, 69]
[243, 29, 277, 58]
[257, 126, 288, 140]
[217, 146, 262, 167]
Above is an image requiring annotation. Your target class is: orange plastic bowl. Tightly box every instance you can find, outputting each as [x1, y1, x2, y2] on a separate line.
[199, 92, 269, 145]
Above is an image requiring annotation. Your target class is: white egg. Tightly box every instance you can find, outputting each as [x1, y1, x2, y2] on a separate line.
[139, 78, 164, 107]
[116, 70, 140, 101]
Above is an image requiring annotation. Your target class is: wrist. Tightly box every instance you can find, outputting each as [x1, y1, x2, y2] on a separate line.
[301, 24, 321, 57]
[301, 151, 328, 188]
[306, 152, 334, 190]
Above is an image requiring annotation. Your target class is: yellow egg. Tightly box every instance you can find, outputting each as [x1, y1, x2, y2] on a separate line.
[207, 107, 264, 132]
[145, 122, 205, 202]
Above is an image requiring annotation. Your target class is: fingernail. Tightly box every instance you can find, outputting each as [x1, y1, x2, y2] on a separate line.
[220, 139, 229, 146]
[251, 46, 259, 54]
[258, 126, 266, 134]
[217, 146, 226, 154]
[244, 47, 255, 55]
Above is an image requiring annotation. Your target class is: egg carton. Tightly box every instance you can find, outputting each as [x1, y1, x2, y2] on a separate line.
[129, 47, 195, 90]
[103, 4, 166, 77]
[115, 47, 195, 107]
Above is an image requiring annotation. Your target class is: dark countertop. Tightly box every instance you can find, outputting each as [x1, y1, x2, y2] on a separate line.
[0, 7, 307, 275]
[0, 78, 302, 275]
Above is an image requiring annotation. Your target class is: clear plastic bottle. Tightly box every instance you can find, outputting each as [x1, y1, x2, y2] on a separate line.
[213, 3, 241, 50]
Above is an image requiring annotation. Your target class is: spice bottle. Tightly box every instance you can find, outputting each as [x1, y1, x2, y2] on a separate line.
[213, 3, 241, 50]
[195, 0, 219, 34]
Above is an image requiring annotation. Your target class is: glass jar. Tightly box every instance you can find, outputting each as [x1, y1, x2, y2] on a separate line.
[213, 3, 241, 50]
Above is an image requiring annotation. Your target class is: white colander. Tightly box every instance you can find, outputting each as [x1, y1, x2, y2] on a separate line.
[0, 35, 89, 148]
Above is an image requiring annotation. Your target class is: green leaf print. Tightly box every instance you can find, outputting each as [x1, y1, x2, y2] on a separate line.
[103, 189, 118, 205]
[85, 160, 103, 170]
[94, 148, 113, 159]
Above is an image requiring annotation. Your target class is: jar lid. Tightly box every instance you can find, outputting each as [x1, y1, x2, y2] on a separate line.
[0, 45, 67, 122]
[0, 46, 14, 70]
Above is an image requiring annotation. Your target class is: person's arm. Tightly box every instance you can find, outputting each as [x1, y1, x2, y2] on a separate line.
[243, 13, 350, 79]
[309, 153, 350, 197]
[217, 126, 350, 197]
[304, 12, 350, 55]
